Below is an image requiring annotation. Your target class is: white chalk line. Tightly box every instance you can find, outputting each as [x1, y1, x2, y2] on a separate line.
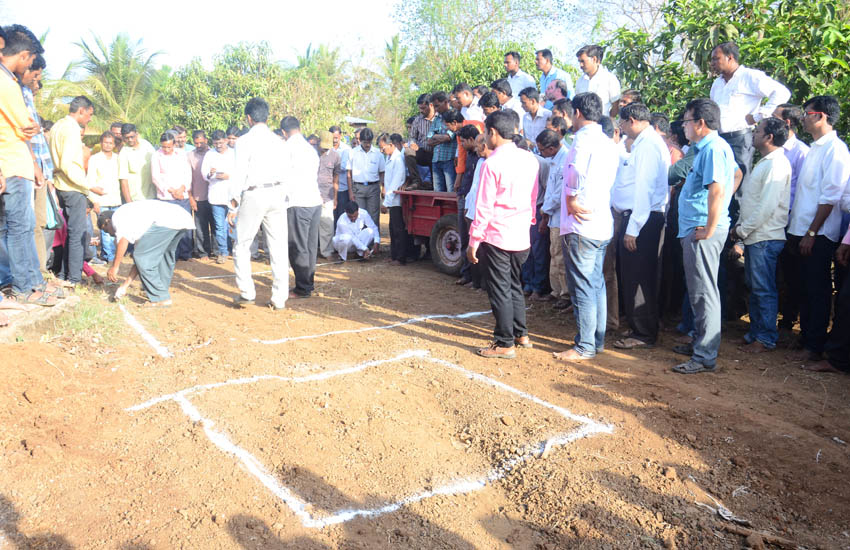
[119, 304, 173, 358]
[127, 350, 613, 528]
[193, 260, 346, 281]
[254, 309, 492, 345]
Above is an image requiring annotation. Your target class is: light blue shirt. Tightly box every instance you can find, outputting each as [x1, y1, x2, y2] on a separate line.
[539, 66, 574, 109]
[677, 131, 737, 237]
[541, 145, 569, 228]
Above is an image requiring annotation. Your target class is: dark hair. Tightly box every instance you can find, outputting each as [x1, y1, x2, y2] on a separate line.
[685, 98, 722, 130]
[226, 126, 240, 137]
[572, 92, 603, 122]
[451, 83, 472, 95]
[548, 116, 569, 137]
[490, 79, 512, 97]
[273, 128, 285, 139]
[599, 116, 615, 138]
[97, 209, 115, 230]
[120, 123, 137, 135]
[776, 104, 803, 132]
[345, 201, 359, 215]
[651, 113, 671, 135]
[552, 98, 574, 118]
[1, 25, 42, 56]
[551, 79, 569, 98]
[576, 45, 604, 62]
[69, 96, 93, 114]
[99, 131, 114, 143]
[210, 130, 226, 141]
[390, 133, 404, 148]
[519, 87, 540, 102]
[328, 125, 342, 133]
[478, 91, 500, 109]
[431, 91, 448, 103]
[29, 53, 46, 72]
[473, 85, 489, 96]
[191, 129, 206, 140]
[171, 125, 187, 134]
[280, 116, 300, 132]
[457, 125, 480, 140]
[803, 95, 840, 127]
[359, 128, 374, 142]
[504, 51, 521, 63]
[759, 117, 789, 147]
[506, 109, 521, 130]
[416, 93, 432, 105]
[110, 121, 125, 130]
[377, 132, 391, 145]
[405, 116, 416, 125]
[620, 102, 652, 122]
[621, 89, 642, 104]
[244, 97, 269, 123]
[670, 117, 687, 147]
[535, 49, 553, 62]
[160, 131, 175, 143]
[485, 110, 516, 140]
[42, 119, 53, 132]
[535, 128, 561, 150]
[713, 41, 739, 62]
[512, 134, 529, 150]
[443, 109, 463, 124]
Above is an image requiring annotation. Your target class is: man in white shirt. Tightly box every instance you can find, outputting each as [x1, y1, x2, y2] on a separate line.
[87, 131, 121, 261]
[150, 131, 193, 260]
[536, 129, 571, 309]
[99, 200, 195, 305]
[201, 130, 236, 262]
[280, 116, 322, 298]
[316, 131, 341, 259]
[731, 118, 792, 353]
[379, 133, 408, 265]
[519, 87, 552, 152]
[226, 97, 290, 310]
[610, 103, 671, 349]
[709, 42, 791, 178]
[536, 48, 573, 108]
[329, 125, 352, 222]
[347, 128, 385, 237]
[574, 45, 621, 118]
[333, 201, 379, 261]
[504, 51, 536, 99]
[452, 83, 484, 122]
[491, 79, 525, 132]
[785, 95, 850, 361]
[554, 92, 620, 363]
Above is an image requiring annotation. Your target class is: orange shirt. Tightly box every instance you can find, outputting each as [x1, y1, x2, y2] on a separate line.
[455, 120, 485, 175]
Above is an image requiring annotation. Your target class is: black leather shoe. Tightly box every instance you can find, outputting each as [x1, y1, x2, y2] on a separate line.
[672, 343, 694, 356]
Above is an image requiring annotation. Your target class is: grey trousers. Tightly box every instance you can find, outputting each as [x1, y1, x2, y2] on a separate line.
[133, 225, 184, 302]
[681, 227, 726, 365]
[353, 182, 381, 236]
[288, 205, 321, 296]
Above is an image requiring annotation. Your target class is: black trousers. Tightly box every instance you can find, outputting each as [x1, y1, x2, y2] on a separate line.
[288, 205, 321, 296]
[193, 199, 213, 257]
[777, 237, 800, 329]
[825, 268, 850, 371]
[481, 242, 529, 347]
[659, 186, 685, 318]
[56, 190, 89, 284]
[334, 189, 351, 228]
[787, 235, 837, 354]
[388, 206, 407, 262]
[618, 210, 665, 343]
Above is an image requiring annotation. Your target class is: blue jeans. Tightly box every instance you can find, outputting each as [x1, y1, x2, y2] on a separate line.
[431, 160, 455, 193]
[100, 206, 117, 261]
[563, 233, 609, 357]
[0, 232, 12, 286]
[210, 204, 230, 256]
[417, 165, 432, 183]
[743, 240, 784, 348]
[0, 177, 43, 293]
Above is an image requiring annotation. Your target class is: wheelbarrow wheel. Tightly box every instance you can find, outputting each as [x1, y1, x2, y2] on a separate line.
[429, 214, 462, 276]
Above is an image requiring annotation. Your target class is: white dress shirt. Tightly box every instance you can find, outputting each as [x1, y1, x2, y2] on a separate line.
[86, 151, 121, 207]
[560, 123, 620, 241]
[735, 148, 791, 245]
[335, 208, 380, 244]
[348, 146, 385, 183]
[230, 123, 289, 206]
[787, 131, 850, 241]
[462, 99, 485, 122]
[503, 96, 526, 131]
[611, 126, 671, 236]
[523, 107, 552, 147]
[201, 148, 236, 206]
[285, 133, 322, 208]
[150, 149, 191, 200]
[111, 200, 194, 244]
[383, 148, 406, 208]
[574, 66, 621, 115]
[507, 70, 536, 98]
[541, 145, 569, 228]
[782, 134, 809, 208]
[709, 66, 791, 133]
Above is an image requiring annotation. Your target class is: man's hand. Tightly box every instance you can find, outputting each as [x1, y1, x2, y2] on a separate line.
[333, 199, 338, 209]
[208, 168, 217, 178]
[539, 213, 549, 234]
[623, 234, 637, 252]
[836, 243, 850, 266]
[34, 165, 45, 188]
[467, 242, 479, 265]
[693, 226, 713, 241]
[380, 205, 388, 214]
[408, 142, 419, 152]
[348, 190, 355, 202]
[565, 195, 592, 222]
[189, 197, 198, 211]
[372, 243, 380, 255]
[216, 172, 229, 180]
[227, 210, 237, 227]
[799, 235, 815, 256]
[21, 123, 39, 139]
[745, 114, 757, 126]
[92, 202, 101, 214]
[107, 265, 119, 283]
[89, 186, 106, 196]
[169, 188, 183, 201]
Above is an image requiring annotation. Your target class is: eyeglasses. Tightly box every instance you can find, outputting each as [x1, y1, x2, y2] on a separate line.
[805, 111, 826, 118]
[681, 118, 698, 124]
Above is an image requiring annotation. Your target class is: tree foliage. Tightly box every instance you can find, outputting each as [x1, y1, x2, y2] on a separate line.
[605, 0, 850, 132]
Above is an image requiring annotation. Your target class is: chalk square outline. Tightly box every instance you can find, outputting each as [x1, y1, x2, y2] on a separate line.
[127, 350, 613, 529]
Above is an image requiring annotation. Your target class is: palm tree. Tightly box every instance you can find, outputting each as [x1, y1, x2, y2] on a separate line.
[379, 35, 411, 95]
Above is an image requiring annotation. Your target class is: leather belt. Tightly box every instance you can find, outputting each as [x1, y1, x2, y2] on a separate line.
[719, 129, 751, 139]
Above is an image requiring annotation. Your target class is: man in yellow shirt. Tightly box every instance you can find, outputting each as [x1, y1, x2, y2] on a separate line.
[0, 26, 59, 305]
[49, 96, 104, 284]
[118, 123, 155, 202]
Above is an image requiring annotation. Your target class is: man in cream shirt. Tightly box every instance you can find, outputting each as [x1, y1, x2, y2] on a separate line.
[574, 45, 621, 118]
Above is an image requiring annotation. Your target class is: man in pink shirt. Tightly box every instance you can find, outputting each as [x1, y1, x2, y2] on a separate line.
[151, 131, 193, 260]
[467, 110, 540, 358]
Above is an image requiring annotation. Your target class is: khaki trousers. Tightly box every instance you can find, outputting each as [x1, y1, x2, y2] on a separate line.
[549, 226, 569, 299]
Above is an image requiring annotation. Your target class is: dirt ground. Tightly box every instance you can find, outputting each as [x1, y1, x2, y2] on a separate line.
[1, 243, 849, 550]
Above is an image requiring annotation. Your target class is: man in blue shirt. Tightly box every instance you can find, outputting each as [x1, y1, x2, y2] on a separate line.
[536, 49, 573, 109]
[673, 98, 739, 374]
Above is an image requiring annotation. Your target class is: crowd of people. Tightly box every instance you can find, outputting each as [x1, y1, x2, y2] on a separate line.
[1, 24, 849, 376]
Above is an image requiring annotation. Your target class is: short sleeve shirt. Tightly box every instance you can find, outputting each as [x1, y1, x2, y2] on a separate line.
[677, 131, 738, 237]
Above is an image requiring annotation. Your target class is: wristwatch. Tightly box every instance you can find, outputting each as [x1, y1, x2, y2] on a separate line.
[807, 230, 816, 237]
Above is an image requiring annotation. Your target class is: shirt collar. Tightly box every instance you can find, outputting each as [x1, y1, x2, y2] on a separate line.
[695, 130, 720, 150]
[813, 130, 836, 146]
[763, 147, 784, 161]
[783, 134, 798, 150]
[0, 63, 17, 82]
